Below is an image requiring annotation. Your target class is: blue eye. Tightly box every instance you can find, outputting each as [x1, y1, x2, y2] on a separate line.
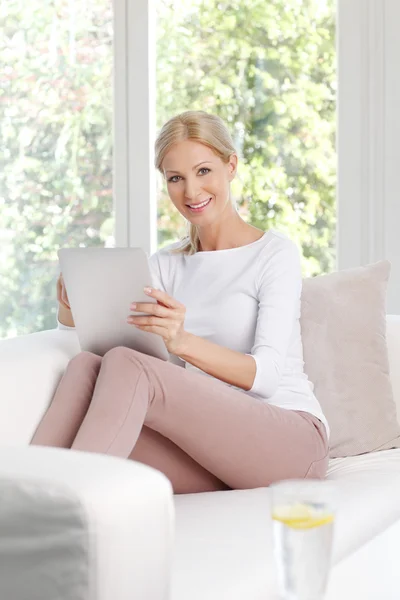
[167, 168, 210, 183]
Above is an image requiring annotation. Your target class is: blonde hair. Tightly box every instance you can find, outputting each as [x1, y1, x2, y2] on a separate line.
[154, 110, 237, 255]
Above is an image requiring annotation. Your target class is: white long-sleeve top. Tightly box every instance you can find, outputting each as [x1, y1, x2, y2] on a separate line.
[57, 228, 329, 438]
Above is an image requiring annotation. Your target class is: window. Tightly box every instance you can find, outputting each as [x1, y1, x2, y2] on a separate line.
[0, 0, 113, 337]
[155, 0, 336, 277]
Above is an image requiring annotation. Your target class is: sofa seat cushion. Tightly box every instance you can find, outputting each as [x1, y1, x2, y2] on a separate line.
[326, 448, 400, 559]
[172, 449, 400, 600]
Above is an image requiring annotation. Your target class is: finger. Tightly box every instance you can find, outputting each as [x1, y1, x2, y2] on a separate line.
[59, 298, 70, 310]
[63, 289, 70, 307]
[128, 316, 172, 328]
[130, 302, 171, 317]
[57, 278, 66, 306]
[56, 279, 62, 303]
[144, 287, 183, 310]
[58, 296, 70, 310]
[57, 277, 69, 309]
[61, 285, 70, 309]
[131, 324, 166, 338]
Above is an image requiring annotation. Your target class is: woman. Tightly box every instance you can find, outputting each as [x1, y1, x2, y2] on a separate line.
[31, 110, 330, 494]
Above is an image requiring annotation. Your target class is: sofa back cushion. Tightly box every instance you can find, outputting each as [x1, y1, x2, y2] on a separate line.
[301, 260, 400, 458]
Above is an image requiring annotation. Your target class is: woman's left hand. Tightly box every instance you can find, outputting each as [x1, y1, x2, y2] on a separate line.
[127, 287, 188, 355]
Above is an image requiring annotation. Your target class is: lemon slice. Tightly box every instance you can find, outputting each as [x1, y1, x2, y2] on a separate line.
[272, 502, 334, 530]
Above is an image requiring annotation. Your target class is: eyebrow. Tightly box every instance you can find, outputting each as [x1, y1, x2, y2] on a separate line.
[165, 161, 212, 174]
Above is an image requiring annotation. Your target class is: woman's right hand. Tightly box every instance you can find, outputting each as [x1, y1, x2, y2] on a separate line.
[57, 272, 71, 310]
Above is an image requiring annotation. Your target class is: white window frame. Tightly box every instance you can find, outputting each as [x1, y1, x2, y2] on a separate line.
[114, 0, 400, 312]
[113, 0, 157, 256]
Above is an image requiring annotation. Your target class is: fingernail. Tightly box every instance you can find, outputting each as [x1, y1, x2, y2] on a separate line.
[144, 287, 152, 294]
[131, 303, 136, 309]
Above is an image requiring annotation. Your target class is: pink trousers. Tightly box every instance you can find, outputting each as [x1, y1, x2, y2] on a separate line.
[30, 346, 329, 494]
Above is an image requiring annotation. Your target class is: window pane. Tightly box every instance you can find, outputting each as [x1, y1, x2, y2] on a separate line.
[155, 0, 336, 276]
[0, 0, 113, 337]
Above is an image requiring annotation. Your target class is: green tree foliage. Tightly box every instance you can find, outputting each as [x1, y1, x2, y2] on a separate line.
[0, 0, 335, 338]
[1, 0, 113, 337]
[156, 0, 336, 276]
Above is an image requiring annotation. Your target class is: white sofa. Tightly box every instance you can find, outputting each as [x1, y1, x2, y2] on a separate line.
[0, 316, 400, 600]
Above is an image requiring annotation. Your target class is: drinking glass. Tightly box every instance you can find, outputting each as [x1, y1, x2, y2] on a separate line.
[270, 479, 336, 600]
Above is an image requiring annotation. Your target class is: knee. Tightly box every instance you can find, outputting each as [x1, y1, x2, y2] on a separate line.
[68, 350, 101, 369]
[102, 346, 147, 374]
[103, 346, 143, 362]
[103, 346, 129, 360]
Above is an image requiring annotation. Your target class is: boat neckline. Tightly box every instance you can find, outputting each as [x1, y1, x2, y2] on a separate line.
[186, 230, 271, 256]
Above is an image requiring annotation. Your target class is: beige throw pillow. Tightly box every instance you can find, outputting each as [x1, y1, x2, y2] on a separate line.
[301, 259, 400, 458]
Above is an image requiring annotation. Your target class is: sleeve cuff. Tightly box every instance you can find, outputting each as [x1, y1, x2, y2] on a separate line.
[245, 353, 258, 393]
[245, 353, 279, 399]
[57, 320, 76, 330]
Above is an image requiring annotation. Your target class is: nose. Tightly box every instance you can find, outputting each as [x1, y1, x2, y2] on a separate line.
[184, 176, 201, 203]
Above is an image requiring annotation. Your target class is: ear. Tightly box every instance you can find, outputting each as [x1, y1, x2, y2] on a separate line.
[228, 153, 238, 181]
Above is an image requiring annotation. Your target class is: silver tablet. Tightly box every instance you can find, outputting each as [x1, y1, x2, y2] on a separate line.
[58, 247, 170, 361]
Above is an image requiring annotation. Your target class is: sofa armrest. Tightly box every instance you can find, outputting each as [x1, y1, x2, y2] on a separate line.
[0, 445, 174, 600]
[0, 329, 81, 445]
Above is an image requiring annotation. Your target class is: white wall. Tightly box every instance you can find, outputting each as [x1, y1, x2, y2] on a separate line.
[338, 0, 400, 313]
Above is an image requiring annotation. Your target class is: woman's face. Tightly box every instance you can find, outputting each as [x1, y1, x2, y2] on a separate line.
[161, 140, 237, 223]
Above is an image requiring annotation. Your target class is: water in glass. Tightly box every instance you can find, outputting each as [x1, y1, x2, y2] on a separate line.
[271, 480, 336, 600]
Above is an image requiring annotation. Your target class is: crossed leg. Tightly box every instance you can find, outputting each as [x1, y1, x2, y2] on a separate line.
[32, 346, 328, 493]
[30, 350, 229, 493]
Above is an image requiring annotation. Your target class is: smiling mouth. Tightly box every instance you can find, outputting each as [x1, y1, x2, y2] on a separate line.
[186, 197, 212, 212]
